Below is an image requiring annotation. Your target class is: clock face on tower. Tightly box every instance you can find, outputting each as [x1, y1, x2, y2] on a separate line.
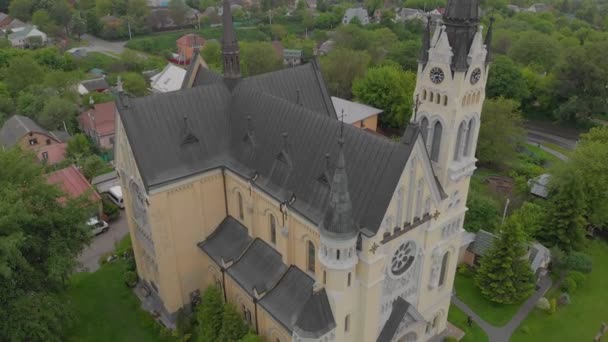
[429, 67, 445, 84]
[470, 68, 482, 85]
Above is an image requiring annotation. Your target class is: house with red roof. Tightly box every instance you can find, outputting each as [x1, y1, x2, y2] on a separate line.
[46, 165, 102, 215]
[79, 101, 117, 151]
[176, 33, 205, 64]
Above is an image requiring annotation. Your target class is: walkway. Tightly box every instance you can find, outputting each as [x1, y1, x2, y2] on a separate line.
[451, 275, 553, 342]
[526, 141, 569, 161]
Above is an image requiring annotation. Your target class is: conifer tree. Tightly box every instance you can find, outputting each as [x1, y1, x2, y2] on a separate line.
[218, 303, 248, 342]
[537, 173, 586, 252]
[195, 286, 224, 342]
[474, 217, 535, 304]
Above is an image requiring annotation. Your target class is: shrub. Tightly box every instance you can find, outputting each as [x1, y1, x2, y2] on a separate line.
[549, 298, 557, 314]
[521, 325, 530, 334]
[124, 270, 138, 287]
[98, 251, 112, 265]
[561, 276, 577, 293]
[102, 198, 120, 221]
[176, 308, 194, 338]
[457, 264, 470, 276]
[568, 270, 586, 287]
[564, 252, 593, 273]
[443, 337, 458, 342]
[536, 297, 550, 311]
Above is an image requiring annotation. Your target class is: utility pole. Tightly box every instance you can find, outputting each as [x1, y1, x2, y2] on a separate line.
[268, 9, 272, 24]
[501, 198, 510, 225]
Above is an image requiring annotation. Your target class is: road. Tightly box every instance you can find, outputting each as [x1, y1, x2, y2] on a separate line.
[79, 34, 128, 58]
[77, 213, 129, 272]
[524, 122, 579, 151]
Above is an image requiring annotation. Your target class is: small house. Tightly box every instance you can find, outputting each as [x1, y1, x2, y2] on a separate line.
[66, 47, 88, 59]
[78, 101, 117, 150]
[78, 77, 110, 95]
[7, 25, 47, 48]
[283, 49, 303, 66]
[0, 12, 12, 28]
[331, 96, 382, 132]
[149, 64, 187, 93]
[342, 8, 370, 25]
[0, 115, 68, 165]
[176, 33, 205, 64]
[46, 165, 102, 216]
[528, 173, 552, 199]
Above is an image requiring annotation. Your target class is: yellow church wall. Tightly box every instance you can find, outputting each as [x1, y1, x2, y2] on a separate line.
[256, 306, 292, 342]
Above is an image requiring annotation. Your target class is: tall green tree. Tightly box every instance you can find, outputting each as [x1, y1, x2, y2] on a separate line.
[0, 148, 92, 341]
[476, 97, 525, 169]
[8, 0, 34, 21]
[486, 55, 529, 102]
[537, 172, 586, 252]
[6, 56, 44, 96]
[66, 133, 93, 162]
[474, 217, 535, 304]
[218, 303, 248, 342]
[352, 64, 415, 128]
[70, 11, 87, 40]
[196, 286, 224, 342]
[38, 97, 77, 130]
[320, 48, 371, 98]
[202, 40, 221, 70]
[509, 31, 560, 72]
[168, 0, 189, 26]
[120, 72, 148, 96]
[240, 41, 282, 77]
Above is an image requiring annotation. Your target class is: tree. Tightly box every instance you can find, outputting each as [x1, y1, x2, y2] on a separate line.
[32, 9, 58, 34]
[352, 64, 415, 128]
[464, 190, 500, 233]
[537, 172, 586, 252]
[474, 217, 535, 304]
[387, 39, 421, 72]
[509, 31, 560, 72]
[6, 56, 44, 95]
[240, 333, 263, 342]
[0, 148, 92, 341]
[240, 42, 282, 77]
[168, 0, 189, 26]
[196, 286, 224, 342]
[50, 0, 73, 36]
[70, 11, 87, 40]
[81, 155, 108, 180]
[218, 303, 248, 342]
[120, 72, 148, 96]
[486, 55, 529, 102]
[202, 40, 221, 70]
[8, 0, 34, 21]
[476, 97, 525, 169]
[38, 97, 77, 130]
[509, 202, 546, 240]
[320, 48, 371, 98]
[67, 133, 93, 162]
[270, 24, 287, 41]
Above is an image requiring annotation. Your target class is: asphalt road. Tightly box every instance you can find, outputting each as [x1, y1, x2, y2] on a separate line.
[80, 34, 128, 58]
[77, 213, 129, 272]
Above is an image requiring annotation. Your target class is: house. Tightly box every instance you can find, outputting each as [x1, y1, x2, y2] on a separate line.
[176, 33, 205, 63]
[66, 47, 88, 58]
[342, 7, 370, 25]
[46, 165, 102, 215]
[283, 49, 303, 66]
[0, 12, 12, 28]
[149, 64, 187, 93]
[394, 8, 425, 22]
[528, 173, 552, 199]
[526, 3, 550, 12]
[78, 77, 110, 95]
[461, 230, 552, 278]
[507, 4, 521, 12]
[8, 25, 47, 48]
[331, 96, 382, 132]
[89, 68, 106, 77]
[116, 0, 493, 340]
[0, 115, 69, 165]
[79, 101, 117, 150]
[2, 18, 26, 30]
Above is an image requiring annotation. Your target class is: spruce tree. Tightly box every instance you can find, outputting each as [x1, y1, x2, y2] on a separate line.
[474, 217, 535, 304]
[195, 286, 224, 342]
[218, 303, 248, 342]
[537, 173, 586, 252]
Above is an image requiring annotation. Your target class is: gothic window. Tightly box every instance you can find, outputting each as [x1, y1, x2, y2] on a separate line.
[405, 164, 415, 224]
[430, 92, 434, 102]
[390, 241, 416, 276]
[323, 270, 327, 284]
[307, 241, 316, 273]
[436, 94, 441, 104]
[269, 214, 277, 245]
[415, 178, 424, 219]
[420, 117, 429, 144]
[454, 121, 466, 161]
[424, 197, 431, 215]
[430, 121, 442, 162]
[422, 89, 427, 100]
[439, 252, 450, 287]
[396, 187, 404, 228]
[347, 272, 351, 286]
[344, 314, 350, 332]
[444, 95, 448, 106]
[464, 119, 476, 157]
[337, 249, 341, 260]
[237, 192, 244, 220]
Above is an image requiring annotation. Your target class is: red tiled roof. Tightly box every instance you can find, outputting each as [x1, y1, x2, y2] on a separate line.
[36, 143, 67, 165]
[78, 101, 116, 136]
[177, 33, 205, 47]
[46, 165, 101, 203]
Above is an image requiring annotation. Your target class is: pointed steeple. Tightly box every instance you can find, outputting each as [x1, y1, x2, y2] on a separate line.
[321, 134, 357, 240]
[419, 16, 431, 66]
[484, 17, 494, 65]
[442, 0, 481, 71]
[221, 0, 240, 80]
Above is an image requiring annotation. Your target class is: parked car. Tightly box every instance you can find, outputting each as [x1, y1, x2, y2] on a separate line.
[88, 217, 109, 235]
[107, 185, 124, 209]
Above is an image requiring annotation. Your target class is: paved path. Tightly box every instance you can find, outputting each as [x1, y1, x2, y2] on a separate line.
[451, 275, 553, 342]
[77, 213, 129, 272]
[526, 140, 570, 161]
[80, 34, 127, 57]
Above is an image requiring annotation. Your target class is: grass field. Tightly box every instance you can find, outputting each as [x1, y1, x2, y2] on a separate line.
[454, 272, 521, 327]
[512, 240, 608, 342]
[448, 305, 489, 342]
[67, 237, 174, 342]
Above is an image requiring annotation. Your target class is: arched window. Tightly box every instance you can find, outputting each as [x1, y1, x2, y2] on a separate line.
[422, 89, 427, 100]
[344, 314, 350, 332]
[436, 94, 441, 104]
[237, 192, 244, 220]
[439, 252, 450, 287]
[415, 178, 424, 219]
[430, 121, 442, 162]
[476, 91, 481, 103]
[307, 241, 316, 273]
[347, 272, 351, 286]
[430, 92, 434, 102]
[323, 270, 327, 284]
[337, 249, 341, 260]
[464, 119, 475, 157]
[443, 95, 448, 106]
[269, 214, 277, 245]
[454, 121, 466, 161]
[420, 117, 429, 145]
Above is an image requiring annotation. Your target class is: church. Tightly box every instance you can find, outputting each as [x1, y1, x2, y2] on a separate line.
[114, 0, 492, 340]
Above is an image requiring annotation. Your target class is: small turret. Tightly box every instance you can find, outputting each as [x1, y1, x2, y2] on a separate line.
[221, 0, 240, 82]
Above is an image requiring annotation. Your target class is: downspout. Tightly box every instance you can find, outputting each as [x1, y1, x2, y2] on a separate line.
[221, 267, 227, 303]
[222, 168, 228, 217]
[253, 298, 259, 334]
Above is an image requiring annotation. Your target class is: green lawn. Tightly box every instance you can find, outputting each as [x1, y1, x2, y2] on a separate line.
[67, 237, 174, 342]
[448, 305, 489, 342]
[524, 143, 565, 166]
[512, 240, 608, 342]
[454, 272, 521, 327]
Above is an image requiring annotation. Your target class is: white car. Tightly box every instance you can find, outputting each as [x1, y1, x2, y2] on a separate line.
[87, 217, 109, 235]
[107, 186, 125, 209]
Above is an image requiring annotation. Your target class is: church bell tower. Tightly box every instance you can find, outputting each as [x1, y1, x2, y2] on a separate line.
[412, 0, 492, 195]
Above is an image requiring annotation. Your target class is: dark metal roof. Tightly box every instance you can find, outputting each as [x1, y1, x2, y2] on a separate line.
[198, 216, 252, 265]
[419, 16, 431, 65]
[259, 266, 317, 333]
[226, 238, 288, 297]
[293, 288, 336, 338]
[376, 297, 424, 342]
[81, 77, 110, 91]
[467, 229, 497, 256]
[0, 115, 49, 147]
[442, 0, 481, 71]
[191, 67, 224, 87]
[444, 0, 480, 20]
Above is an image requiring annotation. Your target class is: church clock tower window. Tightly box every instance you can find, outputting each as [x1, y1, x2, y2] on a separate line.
[430, 121, 442, 162]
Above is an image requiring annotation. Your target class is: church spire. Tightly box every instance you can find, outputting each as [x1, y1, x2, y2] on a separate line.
[484, 17, 494, 65]
[221, 0, 240, 80]
[442, 0, 481, 71]
[419, 16, 431, 66]
[321, 133, 357, 240]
